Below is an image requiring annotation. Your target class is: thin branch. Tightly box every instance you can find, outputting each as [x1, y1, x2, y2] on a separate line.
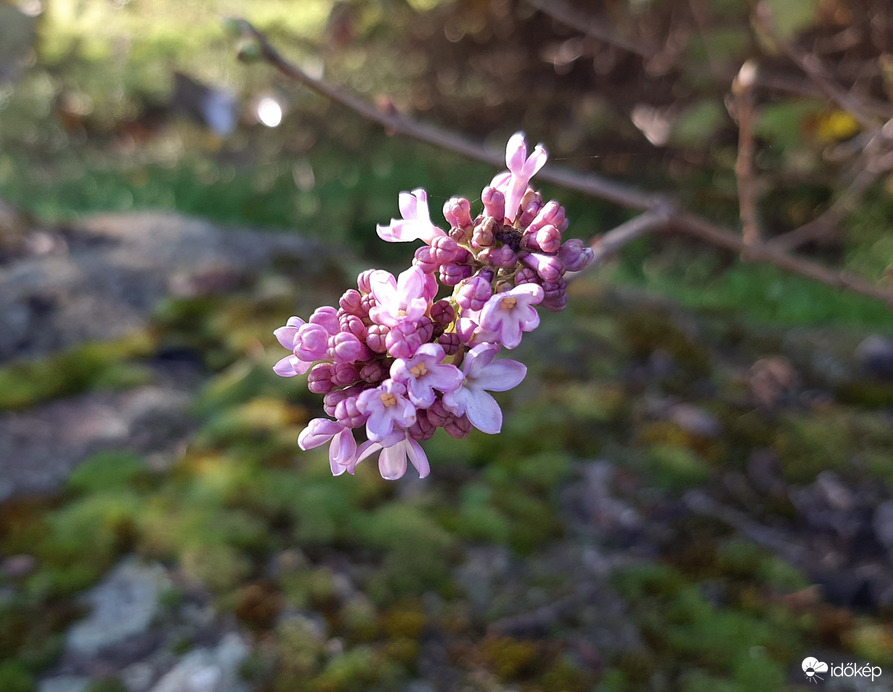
[587, 209, 673, 269]
[730, 60, 763, 246]
[751, 2, 880, 132]
[525, 0, 655, 59]
[234, 20, 893, 310]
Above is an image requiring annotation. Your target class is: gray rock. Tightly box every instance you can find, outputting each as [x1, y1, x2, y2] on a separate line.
[66, 557, 170, 657]
[0, 386, 192, 499]
[0, 211, 322, 361]
[149, 632, 249, 692]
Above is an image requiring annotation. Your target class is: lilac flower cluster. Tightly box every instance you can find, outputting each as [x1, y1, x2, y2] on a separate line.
[273, 133, 593, 479]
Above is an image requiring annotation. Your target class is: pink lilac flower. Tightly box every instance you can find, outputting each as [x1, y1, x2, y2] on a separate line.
[496, 132, 548, 223]
[273, 131, 593, 479]
[376, 188, 447, 244]
[356, 379, 417, 442]
[390, 343, 464, 408]
[298, 418, 358, 476]
[354, 433, 430, 480]
[442, 343, 527, 434]
[477, 283, 544, 349]
[368, 266, 429, 327]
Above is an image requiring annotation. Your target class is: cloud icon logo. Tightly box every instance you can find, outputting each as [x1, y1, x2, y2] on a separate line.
[802, 657, 829, 683]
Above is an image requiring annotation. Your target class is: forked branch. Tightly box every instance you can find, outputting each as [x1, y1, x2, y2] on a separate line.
[232, 20, 893, 310]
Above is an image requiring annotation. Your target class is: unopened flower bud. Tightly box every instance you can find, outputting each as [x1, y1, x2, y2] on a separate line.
[437, 332, 461, 355]
[413, 246, 439, 273]
[525, 224, 561, 253]
[357, 269, 375, 294]
[558, 238, 594, 272]
[331, 361, 360, 387]
[522, 252, 564, 282]
[439, 262, 473, 286]
[366, 324, 389, 353]
[455, 274, 493, 311]
[479, 244, 517, 268]
[339, 289, 364, 316]
[514, 267, 538, 285]
[527, 200, 565, 234]
[517, 194, 544, 228]
[444, 413, 472, 438]
[408, 409, 436, 440]
[472, 217, 495, 249]
[308, 363, 335, 394]
[430, 299, 456, 327]
[431, 235, 461, 265]
[334, 396, 367, 428]
[481, 186, 505, 221]
[359, 359, 389, 384]
[386, 321, 424, 359]
[443, 196, 473, 229]
[329, 332, 370, 363]
[338, 312, 366, 340]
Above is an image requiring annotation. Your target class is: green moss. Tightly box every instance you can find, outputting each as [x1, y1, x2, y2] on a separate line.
[67, 450, 147, 494]
[85, 678, 128, 692]
[0, 661, 35, 692]
[0, 333, 155, 410]
[355, 504, 456, 601]
[480, 634, 541, 680]
[308, 645, 403, 692]
[642, 443, 712, 491]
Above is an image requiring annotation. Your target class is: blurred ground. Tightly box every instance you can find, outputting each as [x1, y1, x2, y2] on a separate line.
[2, 0, 893, 690]
[0, 209, 892, 691]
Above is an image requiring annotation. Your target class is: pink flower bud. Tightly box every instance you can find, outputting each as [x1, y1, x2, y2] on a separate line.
[444, 414, 472, 439]
[479, 244, 517, 269]
[386, 321, 424, 359]
[328, 332, 369, 363]
[514, 267, 538, 285]
[558, 238, 594, 272]
[331, 361, 360, 387]
[517, 195, 544, 228]
[472, 218, 495, 249]
[437, 332, 461, 355]
[413, 246, 439, 273]
[339, 289, 364, 316]
[357, 269, 375, 294]
[334, 396, 367, 428]
[522, 252, 564, 282]
[443, 196, 473, 229]
[359, 359, 389, 384]
[430, 300, 455, 327]
[527, 200, 565, 234]
[481, 186, 505, 221]
[338, 312, 366, 340]
[366, 324, 389, 353]
[439, 262, 473, 286]
[309, 306, 340, 334]
[308, 363, 335, 394]
[455, 274, 493, 311]
[295, 323, 330, 362]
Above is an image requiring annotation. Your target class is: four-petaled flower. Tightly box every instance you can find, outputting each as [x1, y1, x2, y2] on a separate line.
[495, 132, 548, 223]
[356, 379, 417, 442]
[355, 432, 430, 480]
[368, 266, 429, 327]
[443, 343, 527, 434]
[478, 283, 544, 349]
[391, 343, 464, 408]
[298, 418, 358, 476]
[376, 188, 447, 244]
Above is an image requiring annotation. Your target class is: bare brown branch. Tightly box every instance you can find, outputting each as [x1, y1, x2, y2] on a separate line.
[751, 2, 880, 132]
[730, 60, 762, 246]
[525, 0, 656, 59]
[234, 20, 893, 311]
